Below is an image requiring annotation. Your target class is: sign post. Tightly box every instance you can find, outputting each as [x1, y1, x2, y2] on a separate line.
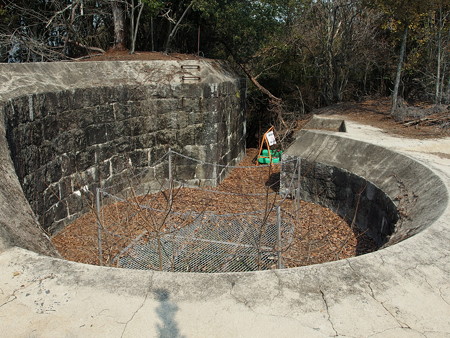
[257, 127, 277, 165]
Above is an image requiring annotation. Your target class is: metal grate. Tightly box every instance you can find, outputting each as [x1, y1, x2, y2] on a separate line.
[114, 210, 294, 273]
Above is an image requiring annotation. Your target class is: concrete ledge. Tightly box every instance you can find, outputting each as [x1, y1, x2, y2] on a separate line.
[303, 115, 346, 132]
[0, 62, 449, 336]
[281, 130, 448, 246]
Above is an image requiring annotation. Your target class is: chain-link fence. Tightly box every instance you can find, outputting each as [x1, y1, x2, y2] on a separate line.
[94, 149, 299, 273]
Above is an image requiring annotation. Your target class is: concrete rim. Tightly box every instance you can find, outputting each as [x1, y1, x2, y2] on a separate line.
[1, 62, 449, 337]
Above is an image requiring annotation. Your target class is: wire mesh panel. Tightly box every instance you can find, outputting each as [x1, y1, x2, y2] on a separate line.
[114, 210, 295, 273]
[94, 149, 299, 273]
[53, 147, 378, 271]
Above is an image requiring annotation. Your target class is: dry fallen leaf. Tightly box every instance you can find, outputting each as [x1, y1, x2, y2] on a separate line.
[52, 148, 377, 269]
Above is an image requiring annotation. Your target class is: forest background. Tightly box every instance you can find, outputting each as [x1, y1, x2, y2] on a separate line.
[1, 0, 448, 141]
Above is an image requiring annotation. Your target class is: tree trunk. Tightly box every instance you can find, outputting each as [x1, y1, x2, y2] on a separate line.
[164, 1, 193, 53]
[435, 29, 442, 104]
[434, 5, 447, 104]
[111, 0, 126, 50]
[130, 0, 136, 52]
[130, 0, 144, 54]
[391, 26, 408, 114]
[324, 3, 339, 104]
[151, 17, 155, 51]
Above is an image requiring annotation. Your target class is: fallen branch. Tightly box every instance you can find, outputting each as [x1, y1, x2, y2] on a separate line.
[403, 115, 450, 127]
[65, 53, 104, 62]
[67, 39, 105, 54]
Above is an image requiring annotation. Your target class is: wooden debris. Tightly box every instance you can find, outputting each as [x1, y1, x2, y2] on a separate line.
[402, 113, 450, 127]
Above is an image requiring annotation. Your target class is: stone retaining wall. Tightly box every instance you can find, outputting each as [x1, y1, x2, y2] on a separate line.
[1, 61, 246, 234]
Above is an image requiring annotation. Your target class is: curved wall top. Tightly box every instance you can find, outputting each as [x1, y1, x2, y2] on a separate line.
[0, 106, 449, 336]
[0, 60, 239, 100]
[283, 129, 448, 246]
[0, 60, 246, 256]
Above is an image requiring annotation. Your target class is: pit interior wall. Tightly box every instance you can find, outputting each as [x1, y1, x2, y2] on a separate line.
[3, 81, 246, 234]
[281, 130, 448, 246]
[281, 158, 398, 246]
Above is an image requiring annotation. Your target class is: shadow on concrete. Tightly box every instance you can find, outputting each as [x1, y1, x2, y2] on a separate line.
[353, 226, 381, 256]
[264, 172, 380, 258]
[153, 288, 184, 338]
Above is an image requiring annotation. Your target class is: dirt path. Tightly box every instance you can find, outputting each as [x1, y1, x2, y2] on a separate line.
[312, 98, 450, 139]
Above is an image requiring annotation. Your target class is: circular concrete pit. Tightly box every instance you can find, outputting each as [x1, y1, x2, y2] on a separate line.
[0, 61, 449, 337]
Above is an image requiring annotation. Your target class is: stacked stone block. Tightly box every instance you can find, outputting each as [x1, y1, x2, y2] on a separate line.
[3, 78, 246, 234]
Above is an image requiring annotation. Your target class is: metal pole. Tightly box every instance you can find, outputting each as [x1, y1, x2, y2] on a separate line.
[197, 25, 201, 56]
[95, 187, 103, 266]
[296, 158, 302, 216]
[168, 148, 173, 205]
[213, 161, 217, 186]
[277, 206, 282, 269]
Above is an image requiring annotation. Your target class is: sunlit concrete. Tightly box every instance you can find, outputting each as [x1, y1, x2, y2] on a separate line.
[0, 63, 449, 337]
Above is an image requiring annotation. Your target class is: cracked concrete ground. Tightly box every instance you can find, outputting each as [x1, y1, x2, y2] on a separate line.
[1, 119, 449, 337]
[0, 60, 449, 337]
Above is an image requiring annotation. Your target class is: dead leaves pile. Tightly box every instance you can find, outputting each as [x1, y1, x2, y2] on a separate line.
[52, 149, 377, 269]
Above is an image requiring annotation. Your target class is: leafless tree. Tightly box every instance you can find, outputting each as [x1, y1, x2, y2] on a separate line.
[1, 0, 110, 62]
[163, 0, 194, 53]
[110, 0, 127, 50]
[129, 0, 145, 54]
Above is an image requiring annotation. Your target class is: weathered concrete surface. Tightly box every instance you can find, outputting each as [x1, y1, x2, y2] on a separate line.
[281, 129, 448, 246]
[281, 153, 400, 246]
[0, 101, 59, 256]
[303, 115, 346, 132]
[0, 74, 449, 336]
[0, 61, 246, 235]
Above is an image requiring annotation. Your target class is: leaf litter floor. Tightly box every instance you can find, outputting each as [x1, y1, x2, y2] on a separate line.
[52, 148, 377, 270]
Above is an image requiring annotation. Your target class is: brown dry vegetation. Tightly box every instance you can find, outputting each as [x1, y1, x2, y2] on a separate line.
[312, 98, 450, 139]
[77, 50, 206, 62]
[52, 149, 377, 270]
